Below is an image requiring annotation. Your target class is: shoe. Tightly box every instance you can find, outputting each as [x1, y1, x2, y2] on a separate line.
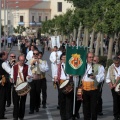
[98, 112, 103, 116]
[19, 118, 23, 120]
[36, 108, 39, 112]
[0, 117, 7, 119]
[113, 117, 119, 120]
[42, 105, 47, 109]
[13, 118, 18, 120]
[29, 111, 34, 114]
[57, 106, 60, 109]
[75, 113, 80, 119]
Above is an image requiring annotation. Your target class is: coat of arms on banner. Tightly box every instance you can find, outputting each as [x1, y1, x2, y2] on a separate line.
[69, 53, 83, 69]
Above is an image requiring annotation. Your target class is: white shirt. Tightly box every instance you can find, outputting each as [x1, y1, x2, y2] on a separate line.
[7, 37, 12, 43]
[60, 63, 69, 80]
[2, 61, 11, 74]
[82, 63, 105, 83]
[49, 51, 62, 64]
[11, 65, 32, 81]
[39, 60, 49, 73]
[106, 64, 120, 83]
[26, 50, 33, 61]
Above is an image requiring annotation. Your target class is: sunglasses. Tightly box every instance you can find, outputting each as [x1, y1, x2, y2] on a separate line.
[33, 53, 38, 55]
[10, 56, 16, 58]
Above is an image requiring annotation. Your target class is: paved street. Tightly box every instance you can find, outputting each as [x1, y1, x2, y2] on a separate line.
[3, 46, 114, 120]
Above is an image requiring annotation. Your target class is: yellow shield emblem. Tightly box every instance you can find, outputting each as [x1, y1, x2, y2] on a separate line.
[69, 53, 83, 69]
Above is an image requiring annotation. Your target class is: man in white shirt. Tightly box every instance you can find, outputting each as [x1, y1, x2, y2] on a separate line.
[38, 52, 49, 109]
[49, 46, 62, 81]
[106, 56, 120, 120]
[10, 55, 31, 120]
[82, 52, 104, 120]
[26, 45, 35, 62]
[54, 52, 73, 120]
[49, 46, 62, 109]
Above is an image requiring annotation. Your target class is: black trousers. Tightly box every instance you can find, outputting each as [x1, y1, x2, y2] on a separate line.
[39, 78, 47, 106]
[97, 82, 104, 113]
[59, 90, 73, 120]
[111, 88, 120, 118]
[6, 81, 12, 106]
[0, 85, 6, 118]
[12, 87, 27, 119]
[30, 80, 41, 111]
[83, 90, 98, 120]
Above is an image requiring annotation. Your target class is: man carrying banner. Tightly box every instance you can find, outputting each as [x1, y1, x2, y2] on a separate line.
[82, 52, 105, 120]
[65, 45, 88, 120]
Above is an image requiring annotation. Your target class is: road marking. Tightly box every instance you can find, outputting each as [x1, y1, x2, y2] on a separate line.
[46, 108, 53, 120]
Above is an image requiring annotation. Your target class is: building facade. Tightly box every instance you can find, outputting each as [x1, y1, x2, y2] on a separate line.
[1, 0, 73, 34]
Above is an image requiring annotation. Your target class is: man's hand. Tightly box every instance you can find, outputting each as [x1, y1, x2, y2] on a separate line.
[108, 82, 114, 89]
[54, 76, 58, 83]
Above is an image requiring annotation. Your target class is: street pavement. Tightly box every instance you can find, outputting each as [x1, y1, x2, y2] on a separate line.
[3, 46, 114, 120]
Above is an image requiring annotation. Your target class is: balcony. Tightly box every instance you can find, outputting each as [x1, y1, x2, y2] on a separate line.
[29, 22, 41, 27]
[18, 22, 24, 26]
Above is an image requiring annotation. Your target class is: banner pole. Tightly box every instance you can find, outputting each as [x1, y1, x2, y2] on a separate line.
[73, 76, 77, 115]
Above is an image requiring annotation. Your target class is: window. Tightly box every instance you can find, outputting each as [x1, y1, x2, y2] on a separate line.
[20, 16, 23, 22]
[32, 16, 34, 22]
[45, 16, 48, 21]
[57, 2, 62, 12]
[39, 16, 41, 22]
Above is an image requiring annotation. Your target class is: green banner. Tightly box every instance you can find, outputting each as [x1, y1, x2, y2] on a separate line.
[65, 46, 87, 75]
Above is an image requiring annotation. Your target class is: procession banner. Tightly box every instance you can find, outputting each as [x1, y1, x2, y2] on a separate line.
[51, 36, 60, 48]
[65, 46, 87, 75]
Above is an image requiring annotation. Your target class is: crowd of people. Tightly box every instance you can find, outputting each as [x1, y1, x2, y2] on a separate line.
[0, 36, 120, 120]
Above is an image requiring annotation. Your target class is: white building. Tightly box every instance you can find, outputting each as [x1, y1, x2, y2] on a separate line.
[1, 0, 73, 34]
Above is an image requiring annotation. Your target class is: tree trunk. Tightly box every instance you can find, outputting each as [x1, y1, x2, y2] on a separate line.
[85, 28, 89, 47]
[82, 28, 86, 46]
[77, 22, 82, 46]
[100, 33, 104, 56]
[95, 32, 101, 56]
[73, 28, 77, 41]
[89, 29, 95, 52]
[107, 35, 114, 60]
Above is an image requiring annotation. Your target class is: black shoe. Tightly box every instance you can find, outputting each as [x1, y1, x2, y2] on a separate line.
[57, 106, 60, 109]
[98, 112, 103, 116]
[0, 117, 7, 119]
[29, 111, 34, 114]
[42, 105, 47, 109]
[75, 113, 80, 119]
[36, 108, 39, 112]
[13, 118, 18, 120]
[113, 117, 119, 120]
[19, 118, 23, 120]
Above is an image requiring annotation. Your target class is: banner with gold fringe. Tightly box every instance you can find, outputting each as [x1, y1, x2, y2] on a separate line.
[65, 46, 87, 75]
